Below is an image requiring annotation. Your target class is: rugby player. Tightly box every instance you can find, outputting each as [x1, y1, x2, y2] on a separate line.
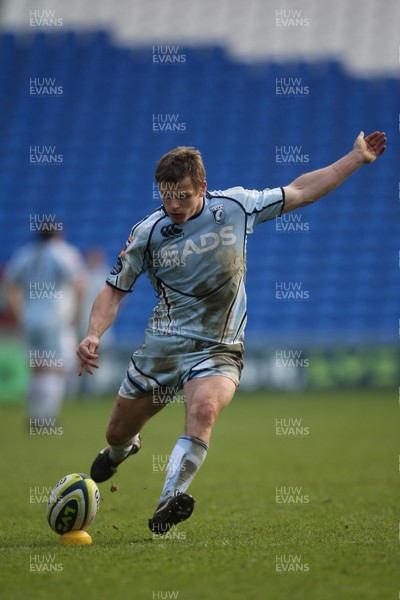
[77, 131, 386, 534]
[6, 228, 85, 422]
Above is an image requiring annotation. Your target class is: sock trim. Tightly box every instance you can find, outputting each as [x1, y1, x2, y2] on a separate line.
[180, 434, 209, 452]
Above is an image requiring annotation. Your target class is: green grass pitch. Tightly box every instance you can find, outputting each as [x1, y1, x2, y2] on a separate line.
[0, 390, 398, 600]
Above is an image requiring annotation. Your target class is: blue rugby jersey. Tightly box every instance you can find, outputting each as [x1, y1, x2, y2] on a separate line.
[107, 186, 285, 347]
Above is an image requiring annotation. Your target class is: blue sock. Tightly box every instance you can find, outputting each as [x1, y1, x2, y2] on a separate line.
[159, 435, 208, 503]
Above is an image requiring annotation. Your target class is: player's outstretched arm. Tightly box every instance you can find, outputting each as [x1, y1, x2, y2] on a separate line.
[282, 131, 386, 213]
[77, 284, 126, 375]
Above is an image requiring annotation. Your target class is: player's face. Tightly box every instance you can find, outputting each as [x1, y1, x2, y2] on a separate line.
[159, 176, 206, 224]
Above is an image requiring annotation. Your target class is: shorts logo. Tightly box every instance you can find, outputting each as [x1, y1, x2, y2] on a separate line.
[160, 224, 184, 239]
[210, 204, 225, 224]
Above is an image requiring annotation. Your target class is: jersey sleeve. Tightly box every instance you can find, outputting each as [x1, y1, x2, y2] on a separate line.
[216, 186, 285, 234]
[106, 221, 149, 292]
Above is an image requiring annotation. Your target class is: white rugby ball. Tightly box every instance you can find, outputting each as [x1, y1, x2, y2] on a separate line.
[46, 473, 100, 534]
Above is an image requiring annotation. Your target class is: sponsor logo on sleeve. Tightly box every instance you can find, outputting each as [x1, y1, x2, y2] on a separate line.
[110, 256, 123, 275]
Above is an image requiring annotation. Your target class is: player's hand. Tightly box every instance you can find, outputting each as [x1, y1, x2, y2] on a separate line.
[354, 131, 387, 164]
[76, 334, 100, 375]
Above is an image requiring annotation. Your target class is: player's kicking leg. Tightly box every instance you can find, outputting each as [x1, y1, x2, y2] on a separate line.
[148, 375, 236, 535]
[90, 393, 165, 482]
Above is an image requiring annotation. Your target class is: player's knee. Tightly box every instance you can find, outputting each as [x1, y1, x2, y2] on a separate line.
[188, 400, 219, 429]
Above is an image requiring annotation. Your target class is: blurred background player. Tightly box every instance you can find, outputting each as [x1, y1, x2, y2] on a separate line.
[5, 226, 85, 424]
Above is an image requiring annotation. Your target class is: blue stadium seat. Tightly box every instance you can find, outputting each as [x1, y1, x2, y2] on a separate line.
[0, 33, 398, 345]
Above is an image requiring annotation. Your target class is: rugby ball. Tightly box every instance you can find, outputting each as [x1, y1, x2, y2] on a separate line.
[46, 473, 100, 534]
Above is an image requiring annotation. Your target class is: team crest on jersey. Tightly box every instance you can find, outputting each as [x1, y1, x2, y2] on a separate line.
[210, 204, 225, 224]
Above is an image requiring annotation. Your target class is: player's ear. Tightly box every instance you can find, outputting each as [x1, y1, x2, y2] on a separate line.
[199, 181, 207, 196]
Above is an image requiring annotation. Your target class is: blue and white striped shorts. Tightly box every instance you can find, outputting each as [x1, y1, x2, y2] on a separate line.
[118, 332, 243, 401]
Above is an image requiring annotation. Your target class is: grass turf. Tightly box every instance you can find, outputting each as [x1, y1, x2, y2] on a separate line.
[0, 390, 398, 600]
